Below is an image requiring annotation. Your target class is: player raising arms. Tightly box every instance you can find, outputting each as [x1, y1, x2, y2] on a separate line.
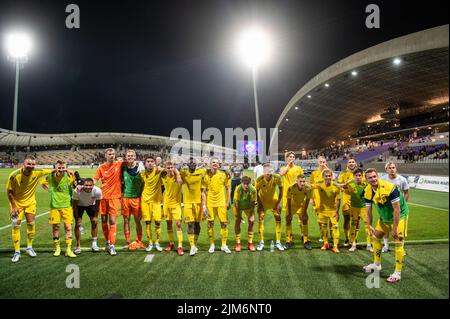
[93, 148, 124, 256]
[180, 159, 207, 256]
[285, 174, 312, 250]
[40, 160, 77, 258]
[7, 156, 54, 263]
[233, 176, 257, 252]
[311, 169, 341, 253]
[202, 158, 231, 254]
[338, 156, 358, 247]
[339, 168, 372, 252]
[255, 163, 284, 251]
[161, 161, 184, 255]
[122, 149, 145, 250]
[140, 156, 165, 252]
[363, 168, 409, 283]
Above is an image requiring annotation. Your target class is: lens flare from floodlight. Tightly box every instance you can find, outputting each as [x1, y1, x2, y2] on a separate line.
[393, 58, 402, 65]
[351, 71, 358, 76]
[324, 83, 330, 87]
[5, 33, 32, 59]
[237, 28, 271, 68]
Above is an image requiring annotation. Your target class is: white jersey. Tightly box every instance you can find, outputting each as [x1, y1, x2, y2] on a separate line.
[72, 186, 103, 207]
[382, 175, 409, 192]
[253, 165, 264, 180]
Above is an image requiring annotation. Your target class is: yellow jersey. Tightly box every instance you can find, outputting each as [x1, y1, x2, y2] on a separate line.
[255, 174, 283, 206]
[162, 174, 182, 208]
[338, 169, 354, 198]
[203, 170, 230, 207]
[280, 165, 304, 196]
[311, 181, 341, 215]
[180, 168, 206, 204]
[6, 168, 53, 208]
[287, 184, 312, 212]
[140, 168, 165, 203]
[310, 169, 324, 205]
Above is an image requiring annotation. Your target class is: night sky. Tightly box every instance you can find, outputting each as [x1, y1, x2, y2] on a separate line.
[0, 0, 448, 137]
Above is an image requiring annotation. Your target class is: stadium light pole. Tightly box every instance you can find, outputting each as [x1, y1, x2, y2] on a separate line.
[5, 32, 31, 132]
[237, 27, 271, 153]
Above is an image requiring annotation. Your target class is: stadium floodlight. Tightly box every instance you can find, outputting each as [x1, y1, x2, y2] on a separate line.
[4, 32, 32, 132]
[393, 58, 402, 65]
[351, 70, 358, 76]
[237, 27, 273, 154]
[324, 83, 330, 87]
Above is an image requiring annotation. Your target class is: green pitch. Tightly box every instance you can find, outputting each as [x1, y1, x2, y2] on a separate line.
[0, 168, 448, 299]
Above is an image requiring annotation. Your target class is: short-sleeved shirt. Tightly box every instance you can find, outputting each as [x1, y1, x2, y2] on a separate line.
[140, 167, 165, 203]
[253, 165, 264, 180]
[287, 184, 312, 212]
[41, 173, 75, 209]
[72, 186, 102, 207]
[94, 161, 124, 200]
[280, 165, 304, 195]
[255, 174, 283, 205]
[6, 168, 53, 207]
[311, 181, 341, 214]
[382, 175, 409, 193]
[230, 165, 244, 180]
[234, 184, 257, 210]
[203, 170, 230, 207]
[338, 169, 354, 199]
[180, 168, 207, 204]
[347, 180, 367, 208]
[162, 174, 182, 208]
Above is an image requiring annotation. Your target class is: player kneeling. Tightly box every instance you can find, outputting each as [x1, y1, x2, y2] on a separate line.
[233, 176, 257, 252]
[41, 160, 77, 258]
[285, 174, 312, 250]
[73, 178, 102, 254]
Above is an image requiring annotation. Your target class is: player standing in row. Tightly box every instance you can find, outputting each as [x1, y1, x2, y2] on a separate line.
[363, 168, 409, 283]
[202, 158, 232, 254]
[161, 162, 184, 255]
[310, 156, 329, 242]
[93, 148, 124, 256]
[285, 174, 312, 250]
[338, 156, 358, 247]
[233, 176, 257, 252]
[141, 156, 165, 252]
[255, 163, 284, 251]
[339, 168, 372, 252]
[180, 159, 207, 256]
[73, 178, 102, 254]
[382, 161, 410, 253]
[311, 169, 341, 253]
[41, 160, 77, 258]
[122, 150, 145, 250]
[7, 156, 54, 263]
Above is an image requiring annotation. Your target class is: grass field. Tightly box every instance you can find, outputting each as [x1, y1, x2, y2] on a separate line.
[0, 168, 448, 299]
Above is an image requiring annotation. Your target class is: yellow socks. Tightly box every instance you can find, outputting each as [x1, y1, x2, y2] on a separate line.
[155, 224, 161, 243]
[248, 231, 254, 244]
[332, 225, 340, 247]
[176, 230, 183, 247]
[235, 233, 241, 244]
[258, 221, 265, 242]
[220, 228, 228, 246]
[373, 237, 382, 264]
[350, 220, 358, 244]
[26, 222, 35, 247]
[207, 225, 214, 244]
[194, 234, 199, 245]
[168, 228, 174, 243]
[65, 239, 72, 249]
[275, 221, 281, 242]
[320, 223, 328, 243]
[300, 221, 309, 243]
[146, 223, 153, 244]
[188, 234, 195, 247]
[395, 241, 404, 272]
[12, 225, 21, 252]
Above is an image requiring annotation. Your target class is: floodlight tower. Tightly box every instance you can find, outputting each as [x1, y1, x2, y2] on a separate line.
[5, 32, 32, 132]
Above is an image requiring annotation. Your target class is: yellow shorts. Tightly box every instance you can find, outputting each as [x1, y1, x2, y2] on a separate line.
[350, 206, 366, 221]
[405, 215, 409, 237]
[48, 207, 73, 225]
[317, 212, 339, 228]
[11, 203, 36, 221]
[234, 207, 254, 219]
[184, 203, 202, 223]
[375, 218, 406, 240]
[163, 205, 182, 221]
[206, 206, 228, 223]
[259, 202, 281, 218]
[141, 201, 162, 222]
[341, 197, 351, 215]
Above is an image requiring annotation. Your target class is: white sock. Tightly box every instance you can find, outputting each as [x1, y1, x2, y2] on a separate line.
[92, 238, 97, 244]
[383, 238, 389, 247]
[27, 245, 32, 249]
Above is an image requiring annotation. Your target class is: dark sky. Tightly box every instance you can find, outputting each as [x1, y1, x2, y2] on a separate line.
[0, 0, 448, 137]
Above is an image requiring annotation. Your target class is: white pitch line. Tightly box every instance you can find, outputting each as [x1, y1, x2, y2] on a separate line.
[408, 202, 449, 212]
[144, 254, 155, 263]
[0, 211, 50, 231]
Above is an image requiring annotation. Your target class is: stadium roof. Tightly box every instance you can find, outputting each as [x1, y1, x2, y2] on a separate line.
[0, 128, 235, 154]
[273, 24, 449, 151]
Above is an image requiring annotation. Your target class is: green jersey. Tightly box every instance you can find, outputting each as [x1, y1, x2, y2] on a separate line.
[122, 166, 143, 198]
[46, 173, 74, 209]
[348, 180, 366, 208]
[234, 184, 257, 210]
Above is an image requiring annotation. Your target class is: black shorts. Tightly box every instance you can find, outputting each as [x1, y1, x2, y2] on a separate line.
[75, 206, 97, 219]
